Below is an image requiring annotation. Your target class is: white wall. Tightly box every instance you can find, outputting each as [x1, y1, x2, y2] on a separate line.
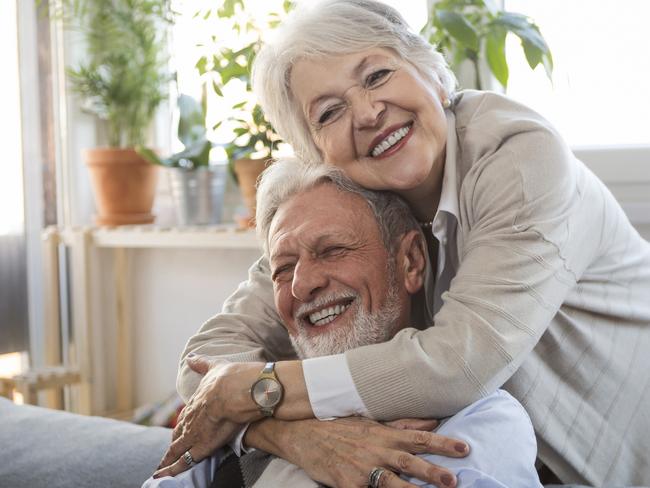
[90, 245, 261, 411]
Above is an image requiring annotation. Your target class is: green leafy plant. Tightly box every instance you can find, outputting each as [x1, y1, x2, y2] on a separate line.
[137, 93, 213, 169]
[192, 0, 293, 164]
[44, 0, 172, 147]
[422, 0, 553, 89]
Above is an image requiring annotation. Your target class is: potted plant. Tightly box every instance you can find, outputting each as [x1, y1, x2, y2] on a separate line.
[191, 0, 291, 226]
[48, 0, 172, 225]
[422, 0, 553, 89]
[138, 93, 227, 225]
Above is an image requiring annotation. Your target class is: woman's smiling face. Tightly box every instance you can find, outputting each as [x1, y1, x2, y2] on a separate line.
[290, 48, 448, 198]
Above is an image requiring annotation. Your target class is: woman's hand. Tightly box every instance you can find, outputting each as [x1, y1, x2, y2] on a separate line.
[246, 416, 470, 488]
[153, 356, 265, 478]
[153, 354, 315, 478]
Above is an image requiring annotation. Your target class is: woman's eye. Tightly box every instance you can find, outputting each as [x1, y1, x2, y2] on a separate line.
[318, 105, 341, 124]
[366, 69, 391, 87]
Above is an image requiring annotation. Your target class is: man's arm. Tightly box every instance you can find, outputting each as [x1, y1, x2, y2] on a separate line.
[406, 389, 542, 487]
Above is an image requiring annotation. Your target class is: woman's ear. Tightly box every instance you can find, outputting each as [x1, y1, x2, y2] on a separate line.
[397, 230, 427, 295]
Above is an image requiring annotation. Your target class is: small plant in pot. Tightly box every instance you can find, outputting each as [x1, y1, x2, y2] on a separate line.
[48, 0, 172, 225]
[138, 94, 226, 226]
[224, 103, 280, 228]
[193, 0, 290, 227]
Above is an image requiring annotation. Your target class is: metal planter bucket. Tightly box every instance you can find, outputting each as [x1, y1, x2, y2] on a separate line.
[168, 166, 226, 225]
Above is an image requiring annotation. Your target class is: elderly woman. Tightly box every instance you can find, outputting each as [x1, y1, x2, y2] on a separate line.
[155, 1, 650, 487]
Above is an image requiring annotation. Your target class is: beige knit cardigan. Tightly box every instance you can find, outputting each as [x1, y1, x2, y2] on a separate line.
[178, 91, 650, 486]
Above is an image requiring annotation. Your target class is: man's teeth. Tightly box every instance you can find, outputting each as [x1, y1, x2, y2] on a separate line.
[309, 303, 350, 326]
[371, 125, 410, 157]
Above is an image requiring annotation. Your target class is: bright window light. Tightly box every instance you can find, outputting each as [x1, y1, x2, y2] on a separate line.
[505, 0, 650, 148]
[0, 0, 25, 236]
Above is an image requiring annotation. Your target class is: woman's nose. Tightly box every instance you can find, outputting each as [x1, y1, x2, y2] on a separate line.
[291, 260, 329, 302]
[350, 90, 385, 130]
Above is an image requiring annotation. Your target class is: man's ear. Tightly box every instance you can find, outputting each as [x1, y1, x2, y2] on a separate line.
[397, 230, 427, 295]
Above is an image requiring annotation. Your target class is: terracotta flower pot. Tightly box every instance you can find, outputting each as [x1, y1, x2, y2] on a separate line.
[233, 158, 270, 228]
[85, 148, 159, 226]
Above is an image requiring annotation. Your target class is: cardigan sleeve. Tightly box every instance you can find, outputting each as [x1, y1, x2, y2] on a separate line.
[176, 256, 296, 402]
[345, 112, 602, 420]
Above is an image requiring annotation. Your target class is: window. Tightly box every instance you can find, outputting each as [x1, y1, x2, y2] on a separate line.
[505, 0, 650, 148]
[0, 0, 29, 356]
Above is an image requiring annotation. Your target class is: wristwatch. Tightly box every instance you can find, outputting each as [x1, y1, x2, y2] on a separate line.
[250, 362, 284, 417]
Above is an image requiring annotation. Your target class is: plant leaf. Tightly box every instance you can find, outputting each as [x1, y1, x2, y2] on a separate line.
[135, 145, 163, 165]
[522, 39, 543, 70]
[486, 27, 508, 87]
[177, 94, 206, 148]
[542, 50, 554, 80]
[195, 56, 208, 75]
[212, 80, 223, 97]
[497, 13, 548, 52]
[436, 10, 479, 52]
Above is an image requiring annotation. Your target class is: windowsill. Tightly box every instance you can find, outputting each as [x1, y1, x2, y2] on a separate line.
[51, 224, 260, 250]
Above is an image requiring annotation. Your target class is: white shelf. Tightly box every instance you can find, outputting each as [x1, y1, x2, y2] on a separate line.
[50, 225, 261, 250]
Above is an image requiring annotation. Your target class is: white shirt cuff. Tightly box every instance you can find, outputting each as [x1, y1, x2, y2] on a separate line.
[229, 423, 255, 457]
[302, 354, 369, 420]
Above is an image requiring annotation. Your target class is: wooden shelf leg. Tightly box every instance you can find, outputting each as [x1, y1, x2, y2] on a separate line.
[114, 247, 133, 413]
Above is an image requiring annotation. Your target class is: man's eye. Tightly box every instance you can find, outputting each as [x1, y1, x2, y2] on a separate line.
[272, 265, 294, 281]
[323, 246, 346, 256]
[366, 69, 392, 87]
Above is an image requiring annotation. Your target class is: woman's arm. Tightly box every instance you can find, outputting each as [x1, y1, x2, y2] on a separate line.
[344, 99, 602, 420]
[176, 257, 296, 402]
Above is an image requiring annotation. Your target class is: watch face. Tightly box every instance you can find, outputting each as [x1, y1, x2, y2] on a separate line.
[252, 378, 283, 408]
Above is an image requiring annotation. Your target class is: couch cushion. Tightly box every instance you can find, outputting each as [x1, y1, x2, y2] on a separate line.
[0, 397, 171, 488]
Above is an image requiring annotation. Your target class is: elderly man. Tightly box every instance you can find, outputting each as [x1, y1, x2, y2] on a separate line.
[147, 158, 542, 488]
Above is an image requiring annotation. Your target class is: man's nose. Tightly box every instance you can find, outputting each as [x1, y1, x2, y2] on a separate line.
[291, 260, 328, 302]
[350, 89, 385, 130]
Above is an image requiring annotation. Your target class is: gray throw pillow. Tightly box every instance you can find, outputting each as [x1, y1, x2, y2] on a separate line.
[0, 397, 171, 488]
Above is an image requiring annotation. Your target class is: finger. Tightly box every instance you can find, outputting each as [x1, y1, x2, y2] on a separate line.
[153, 448, 199, 479]
[186, 355, 211, 375]
[171, 422, 185, 443]
[387, 451, 457, 488]
[383, 418, 439, 431]
[376, 468, 422, 488]
[157, 435, 191, 471]
[397, 430, 469, 457]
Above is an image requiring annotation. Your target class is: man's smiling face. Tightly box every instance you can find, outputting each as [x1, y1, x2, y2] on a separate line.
[268, 182, 411, 356]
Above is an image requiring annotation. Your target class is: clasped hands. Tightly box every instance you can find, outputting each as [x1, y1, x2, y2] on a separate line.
[154, 356, 469, 488]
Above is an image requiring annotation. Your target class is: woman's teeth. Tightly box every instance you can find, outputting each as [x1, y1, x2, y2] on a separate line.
[309, 303, 350, 326]
[371, 125, 410, 157]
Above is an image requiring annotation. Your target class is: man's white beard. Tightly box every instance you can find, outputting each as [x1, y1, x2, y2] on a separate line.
[290, 265, 402, 359]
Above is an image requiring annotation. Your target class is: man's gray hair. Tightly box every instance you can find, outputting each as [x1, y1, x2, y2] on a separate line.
[252, 0, 457, 163]
[256, 157, 421, 258]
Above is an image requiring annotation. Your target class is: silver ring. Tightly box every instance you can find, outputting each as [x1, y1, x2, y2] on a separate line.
[182, 450, 195, 466]
[368, 467, 386, 488]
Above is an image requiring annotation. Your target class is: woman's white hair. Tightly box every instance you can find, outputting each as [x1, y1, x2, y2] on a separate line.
[256, 157, 420, 258]
[252, 0, 457, 163]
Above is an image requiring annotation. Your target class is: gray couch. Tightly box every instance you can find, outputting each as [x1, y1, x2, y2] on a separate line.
[0, 397, 171, 488]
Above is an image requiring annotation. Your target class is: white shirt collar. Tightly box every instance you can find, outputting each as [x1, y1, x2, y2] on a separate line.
[434, 109, 461, 224]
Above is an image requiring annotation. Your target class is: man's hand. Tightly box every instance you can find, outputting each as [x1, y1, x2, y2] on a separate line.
[153, 356, 262, 478]
[246, 416, 470, 488]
